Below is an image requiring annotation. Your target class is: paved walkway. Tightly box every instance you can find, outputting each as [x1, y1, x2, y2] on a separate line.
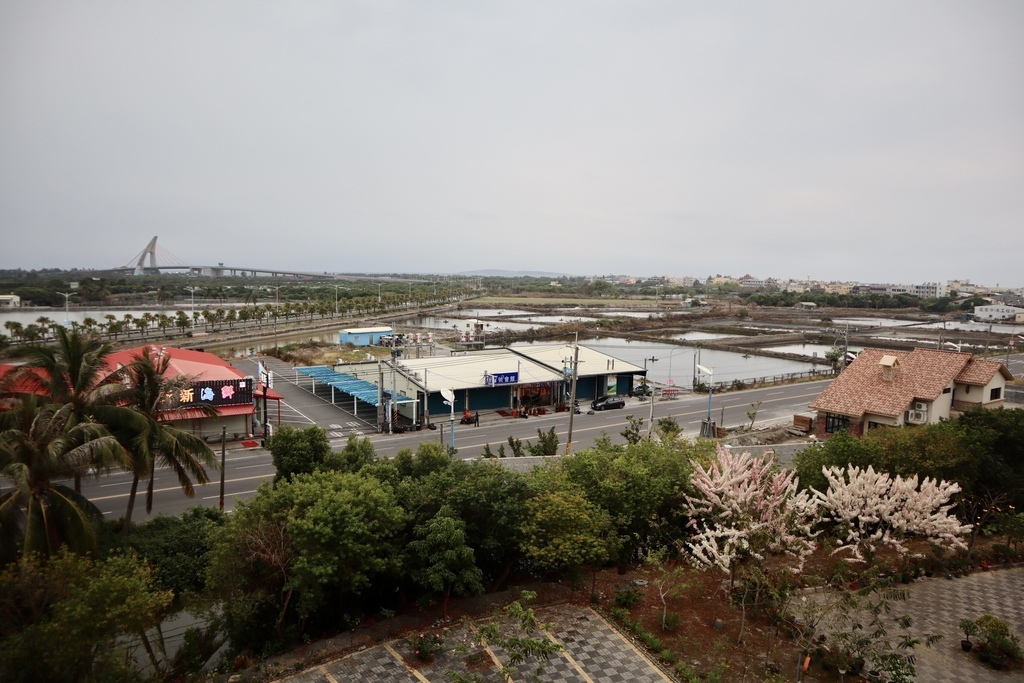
[899, 567, 1024, 682]
[274, 605, 671, 683]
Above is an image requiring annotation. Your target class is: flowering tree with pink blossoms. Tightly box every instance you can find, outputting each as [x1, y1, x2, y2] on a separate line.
[684, 448, 818, 585]
[813, 464, 970, 563]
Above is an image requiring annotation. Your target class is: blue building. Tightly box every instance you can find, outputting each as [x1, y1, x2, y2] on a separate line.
[339, 326, 393, 347]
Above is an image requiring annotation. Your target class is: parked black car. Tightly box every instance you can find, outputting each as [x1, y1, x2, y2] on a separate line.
[591, 395, 626, 411]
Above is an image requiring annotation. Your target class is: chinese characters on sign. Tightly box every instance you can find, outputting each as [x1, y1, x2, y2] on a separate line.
[484, 371, 519, 387]
[163, 379, 254, 409]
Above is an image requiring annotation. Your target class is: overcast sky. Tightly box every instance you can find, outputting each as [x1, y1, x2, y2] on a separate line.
[1, 2, 1021, 287]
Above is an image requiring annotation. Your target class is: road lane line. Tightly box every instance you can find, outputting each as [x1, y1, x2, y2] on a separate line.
[89, 473, 274, 502]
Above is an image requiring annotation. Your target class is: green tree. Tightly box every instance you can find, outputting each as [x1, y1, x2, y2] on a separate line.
[0, 396, 123, 562]
[620, 415, 644, 444]
[268, 424, 332, 481]
[325, 432, 377, 473]
[559, 440, 695, 569]
[794, 430, 882, 493]
[207, 471, 406, 647]
[520, 484, 618, 582]
[0, 549, 172, 683]
[114, 507, 227, 597]
[408, 505, 484, 616]
[526, 426, 559, 455]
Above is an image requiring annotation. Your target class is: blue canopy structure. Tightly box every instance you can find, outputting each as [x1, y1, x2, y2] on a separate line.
[295, 366, 415, 406]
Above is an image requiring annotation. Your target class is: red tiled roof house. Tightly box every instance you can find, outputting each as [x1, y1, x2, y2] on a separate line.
[808, 347, 1014, 439]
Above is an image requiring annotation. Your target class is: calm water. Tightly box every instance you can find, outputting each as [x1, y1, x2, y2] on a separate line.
[666, 331, 742, 341]
[392, 315, 538, 332]
[447, 308, 536, 317]
[768, 342, 864, 357]
[514, 337, 818, 387]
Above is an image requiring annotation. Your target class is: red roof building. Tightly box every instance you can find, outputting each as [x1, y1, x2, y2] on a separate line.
[3, 346, 281, 443]
[808, 347, 1014, 439]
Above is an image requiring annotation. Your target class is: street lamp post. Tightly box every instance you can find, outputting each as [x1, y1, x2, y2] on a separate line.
[57, 292, 72, 325]
[441, 388, 456, 451]
[377, 283, 383, 304]
[185, 286, 200, 319]
[696, 364, 715, 437]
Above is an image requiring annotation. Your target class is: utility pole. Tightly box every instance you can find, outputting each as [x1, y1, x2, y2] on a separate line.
[377, 361, 385, 432]
[643, 356, 657, 439]
[218, 426, 226, 510]
[565, 343, 580, 455]
[423, 369, 430, 428]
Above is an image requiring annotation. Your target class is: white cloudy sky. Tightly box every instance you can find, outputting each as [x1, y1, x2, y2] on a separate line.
[1, 1, 1022, 286]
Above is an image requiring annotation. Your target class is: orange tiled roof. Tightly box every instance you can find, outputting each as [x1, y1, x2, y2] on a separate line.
[955, 358, 1014, 386]
[105, 346, 245, 382]
[809, 347, 973, 419]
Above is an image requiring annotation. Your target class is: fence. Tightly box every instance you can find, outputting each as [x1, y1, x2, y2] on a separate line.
[694, 368, 835, 394]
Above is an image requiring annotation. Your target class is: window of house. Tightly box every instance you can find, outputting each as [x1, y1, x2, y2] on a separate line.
[867, 421, 887, 431]
[991, 387, 1002, 401]
[825, 413, 850, 434]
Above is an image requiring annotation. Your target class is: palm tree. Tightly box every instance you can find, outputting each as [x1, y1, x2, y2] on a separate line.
[0, 395, 123, 562]
[117, 348, 218, 531]
[174, 311, 190, 334]
[35, 316, 53, 340]
[18, 326, 135, 492]
[4, 320, 22, 342]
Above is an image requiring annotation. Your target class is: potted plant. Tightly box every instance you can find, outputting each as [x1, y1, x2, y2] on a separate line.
[960, 618, 979, 652]
[975, 614, 1023, 669]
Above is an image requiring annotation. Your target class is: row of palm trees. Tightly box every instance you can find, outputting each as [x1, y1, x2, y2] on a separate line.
[0, 327, 217, 564]
[1, 293, 422, 346]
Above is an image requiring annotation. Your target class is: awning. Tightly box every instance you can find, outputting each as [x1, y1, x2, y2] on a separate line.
[296, 366, 415, 406]
[163, 404, 255, 421]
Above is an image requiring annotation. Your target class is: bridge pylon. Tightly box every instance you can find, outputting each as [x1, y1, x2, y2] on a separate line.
[132, 236, 159, 275]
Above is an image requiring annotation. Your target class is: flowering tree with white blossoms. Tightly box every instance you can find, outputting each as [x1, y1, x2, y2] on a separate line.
[813, 464, 970, 563]
[684, 448, 818, 584]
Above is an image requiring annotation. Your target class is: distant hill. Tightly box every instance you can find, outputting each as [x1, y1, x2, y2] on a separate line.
[457, 269, 573, 278]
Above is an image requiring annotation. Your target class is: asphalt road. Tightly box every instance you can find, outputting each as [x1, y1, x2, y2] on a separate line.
[83, 349, 1024, 522]
[80, 352, 829, 523]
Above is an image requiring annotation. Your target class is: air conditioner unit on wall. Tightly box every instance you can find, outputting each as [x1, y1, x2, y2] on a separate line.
[914, 402, 927, 411]
[909, 411, 926, 423]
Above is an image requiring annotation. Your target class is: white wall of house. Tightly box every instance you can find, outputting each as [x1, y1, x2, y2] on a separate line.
[952, 376, 1006, 409]
[931, 383, 955, 420]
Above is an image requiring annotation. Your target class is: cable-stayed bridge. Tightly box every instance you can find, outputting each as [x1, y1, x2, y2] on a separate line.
[115, 236, 337, 279]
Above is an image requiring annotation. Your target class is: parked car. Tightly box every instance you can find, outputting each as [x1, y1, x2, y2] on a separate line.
[591, 395, 626, 411]
[630, 384, 652, 398]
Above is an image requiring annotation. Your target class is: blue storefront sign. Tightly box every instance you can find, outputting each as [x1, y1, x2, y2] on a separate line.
[484, 371, 519, 387]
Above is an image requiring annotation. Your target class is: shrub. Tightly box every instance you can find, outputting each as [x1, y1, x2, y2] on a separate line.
[662, 612, 681, 632]
[614, 583, 643, 607]
[409, 632, 444, 661]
